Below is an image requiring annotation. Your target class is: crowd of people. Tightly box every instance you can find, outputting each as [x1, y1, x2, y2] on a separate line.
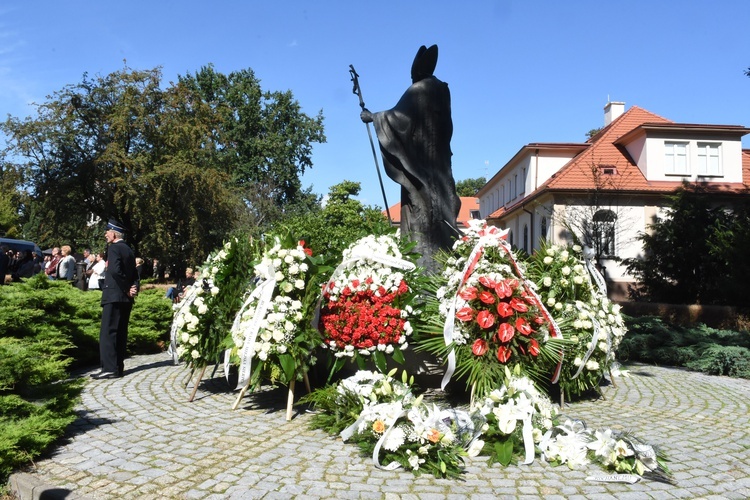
[0, 243, 146, 289]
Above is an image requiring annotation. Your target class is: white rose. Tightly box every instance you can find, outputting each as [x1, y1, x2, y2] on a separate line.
[295, 279, 305, 290]
[586, 360, 600, 371]
[543, 276, 552, 287]
[543, 256, 553, 264]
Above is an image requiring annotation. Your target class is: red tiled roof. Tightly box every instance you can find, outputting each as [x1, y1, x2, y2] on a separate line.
[543, 106, 672, 192]
[384, 197, 479, 226]
[486, 106, 750, 221]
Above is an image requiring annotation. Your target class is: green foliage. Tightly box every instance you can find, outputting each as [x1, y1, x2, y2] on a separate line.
[0, 273, 173, 482]
[455, 177, 486, 197]
[278, 180, 392, 262]
[0, 274, 172, 368]
[619, 315, 750, 378]
[624, 183, 750, 307]
[1, 63, 326, 269]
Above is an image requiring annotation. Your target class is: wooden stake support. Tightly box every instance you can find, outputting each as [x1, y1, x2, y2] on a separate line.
[232, 382, 251, 410]
[286, 379, 296, 421]
[188, 365, 207, 402]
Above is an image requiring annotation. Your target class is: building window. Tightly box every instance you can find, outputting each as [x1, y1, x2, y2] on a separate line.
[540, 216, 548, 240]
[501, 185, 504, 205]
[523, 224, 529, 254]
[520, 168, 526, 195]
[593, 209, 616, 257]
[509, 230, 514, 248]
[665, 141, 689, 175]
[507, 180, 512, 201]
[469, 209, 480, 219]
[513, 174, 518, 198]
[697, 142, 721, 176]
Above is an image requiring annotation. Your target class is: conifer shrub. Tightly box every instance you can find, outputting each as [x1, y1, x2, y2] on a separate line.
[619, 315, 750, 378]
[0, 274, 173, 482]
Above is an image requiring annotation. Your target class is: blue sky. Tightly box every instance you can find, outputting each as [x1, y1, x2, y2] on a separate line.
[1, 1, 749, 209]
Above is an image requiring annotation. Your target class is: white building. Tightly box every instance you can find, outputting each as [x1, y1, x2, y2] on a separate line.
[478, 102, 750, 298]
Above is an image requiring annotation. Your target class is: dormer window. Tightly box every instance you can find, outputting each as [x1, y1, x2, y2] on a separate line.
[598, 165, 618, 175]
[665, 141, 689, 175]
[697, 142, 721, 176]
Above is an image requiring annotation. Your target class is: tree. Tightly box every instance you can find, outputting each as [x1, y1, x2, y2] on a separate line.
[278, 180, 391, 260]
[623, 183, 748, 306]
[455, 177, 486, 197]
[1, 64, 326, 270]
[178, 65, 326, 219]
[0, 157, 26, 238]
[586, 127, 603, 139]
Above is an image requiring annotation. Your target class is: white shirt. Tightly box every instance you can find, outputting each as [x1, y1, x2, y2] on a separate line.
[88, 260, 106, 290]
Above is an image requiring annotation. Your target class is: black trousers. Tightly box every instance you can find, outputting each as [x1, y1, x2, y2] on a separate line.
[100, 301, 133, 374]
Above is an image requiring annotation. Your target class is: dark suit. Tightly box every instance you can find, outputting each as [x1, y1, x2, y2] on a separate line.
[99, 240, 139, 375]
[0, 251, 8, 285]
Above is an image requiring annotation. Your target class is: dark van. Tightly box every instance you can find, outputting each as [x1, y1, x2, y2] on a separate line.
[0, 237, 43, 257]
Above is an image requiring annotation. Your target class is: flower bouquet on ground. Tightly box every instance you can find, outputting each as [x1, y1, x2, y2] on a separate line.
[316, 234, 424, 379]
[171, 235, 256, 381]
[539, 419, 674, 484]
[300, 369, 485, 479]
[417, 220, 566, 400]
[473, 365, 559, 466]
[525, 242, 627, 402]
[226, 233, 323, 418]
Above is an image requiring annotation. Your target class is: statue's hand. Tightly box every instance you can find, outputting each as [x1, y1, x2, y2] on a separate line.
[360, 109, 373, 123]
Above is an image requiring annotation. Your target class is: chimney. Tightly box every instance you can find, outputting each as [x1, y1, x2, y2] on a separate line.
[604, 101, 625, 126]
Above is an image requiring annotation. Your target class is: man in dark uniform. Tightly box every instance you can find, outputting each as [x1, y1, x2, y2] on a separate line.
[91, 219, 139, 379]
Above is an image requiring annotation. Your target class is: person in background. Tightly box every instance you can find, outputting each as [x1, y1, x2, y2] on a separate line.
[165, 267, 195, 302]
[45, 247, 61, 279]
[0, 245, 9, 285]
[10, 250, 36, 281]
[135, 257, 144, 280]
[91, 219, 139, 379]
[57, 245, 76, 282]
[87, 252, 106, 290]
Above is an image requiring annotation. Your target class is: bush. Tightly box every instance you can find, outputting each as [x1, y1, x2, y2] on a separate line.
[619, 315, 750, 378]
[0, 274, 173, 483]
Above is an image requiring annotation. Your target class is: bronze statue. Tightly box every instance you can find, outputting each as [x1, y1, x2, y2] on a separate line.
[360, 44, 461, 272]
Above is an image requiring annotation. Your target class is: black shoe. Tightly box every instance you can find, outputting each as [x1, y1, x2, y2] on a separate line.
[90, 371, 120, 380]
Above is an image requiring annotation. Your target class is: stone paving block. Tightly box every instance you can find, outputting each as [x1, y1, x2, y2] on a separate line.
[10, 354, 750, 500]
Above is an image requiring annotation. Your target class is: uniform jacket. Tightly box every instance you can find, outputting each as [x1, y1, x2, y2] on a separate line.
[101, 240, 139, 304]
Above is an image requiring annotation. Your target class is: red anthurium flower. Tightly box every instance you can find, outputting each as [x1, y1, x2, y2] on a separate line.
[494, 280, 513, 299]
[472, 339, 488, 356]
[352, 279, 360, 288]
[496, 301, 514, 318]
[496, 345, 511, 363]
[534, 316, 546, 325]
[476, 310, 496, 329]
[497, 322, 515, 343]
[510, 297, 529, 312]
[478, 290, 495, 304]
[478, 276, 496, 289]
[528, 338, 540, 357]
[298, 240, 313, 256]
[515, 317, 533, 336]
[456, 307, 474, 322]
[458, 286, 478, 301]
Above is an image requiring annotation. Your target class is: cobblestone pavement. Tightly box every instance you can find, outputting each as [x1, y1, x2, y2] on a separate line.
[10, 353, 750, 499]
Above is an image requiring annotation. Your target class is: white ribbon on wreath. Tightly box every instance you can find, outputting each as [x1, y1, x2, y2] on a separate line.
[441, 227, 564, 388]
[233, 261, 277, 391]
